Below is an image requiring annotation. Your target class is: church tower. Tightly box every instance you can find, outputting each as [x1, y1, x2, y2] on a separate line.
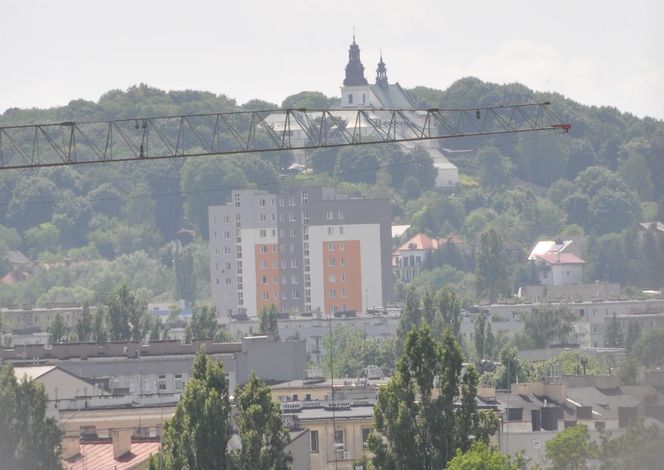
[375, 52, 388, 89]
[343, 34, 368, 86]
[340, 35, 372, 108]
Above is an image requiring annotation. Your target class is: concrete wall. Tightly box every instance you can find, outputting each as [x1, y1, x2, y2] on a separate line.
[287, 430, 312, 470]
[235, 336, 306, 385]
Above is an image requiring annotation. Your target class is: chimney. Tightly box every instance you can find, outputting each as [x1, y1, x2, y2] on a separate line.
[112, 429, 132, 459]
[61, 435, 80, 460]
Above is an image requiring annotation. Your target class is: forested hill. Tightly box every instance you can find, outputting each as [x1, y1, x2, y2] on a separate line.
[1, 78, 663, 308]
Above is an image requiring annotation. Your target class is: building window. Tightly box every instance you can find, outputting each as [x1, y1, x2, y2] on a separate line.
[291, 275, 298, 284]
[338, 210, 344, 220]
[261, 276, 268, 285]
[328, 227, 334, 235]
[260, 260, 268, 269]
[326, 210, 334, 220]
[329, 274, 336, 283]
[224, 231, 230, 239]
[260, 245, 268, 253]
[341, 273, 346, 282]
[341, 288, 347, 298]
[291, 259, 298, 268]
[334, 430, 344, 449]
[224, 246, 231, 255]
[259, 198, 266, 206]
[225, 278, 232, 286]
[262, 292, 269, 300]
[328, 241, 334, 251]
[329, 289, 336, 298]
[290, 228, 296, 237]
[339, 226, 344, 235]
[362, 428, 372, 448]
[289, 212, 297, 222]
[328, 258, 336, 267]
[310, 430, 319, 453]
[348, 94, 353, 104]
[302, 191, 309, 205]
[340, 258, 345, 267]
[223, 215, 230, 223]
[340, 241, 345, 250]
[260, 214, 267, 222]
[260, 229, 267, 238]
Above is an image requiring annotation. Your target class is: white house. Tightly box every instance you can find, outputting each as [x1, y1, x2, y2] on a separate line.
[529, 240, 585, 286]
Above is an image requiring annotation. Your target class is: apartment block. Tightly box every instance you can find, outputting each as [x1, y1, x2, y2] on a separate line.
[209, 188, 392, 322]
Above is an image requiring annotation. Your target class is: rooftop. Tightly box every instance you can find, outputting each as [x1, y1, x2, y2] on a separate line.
[63, 440, 160, 470]
[533, 252, 586, 265]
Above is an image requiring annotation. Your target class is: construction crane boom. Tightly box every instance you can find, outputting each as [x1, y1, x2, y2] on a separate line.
[0, 103, 569, 170]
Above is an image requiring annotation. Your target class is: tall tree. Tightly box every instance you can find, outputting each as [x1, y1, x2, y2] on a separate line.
[230, 372, 292, 470]
[48, 313, 67, 344]
[473, 312, 488, 362]
[522, 306, 575, 348]
[175, 244, 196, 305]
[161, 350, 231, 470]
[433, 286, 462, 342]
[475, 229, 510, 303]
[598, 421, 664, 470]
[396, 288, 422, 354]
[189, 305, 219, 340]
[92, 307, 107, 343]
[76, 302, 93, 342]
[631, 327, 664, 368]
[604, 313, 624, 347]
[624, 322, 641, 353]
[258, 304, 279, 339]
[447, 442, 522, 470]
[368, 326, 497, 469]
[545, 424, 596, 470]
[0, 364, 63, 470]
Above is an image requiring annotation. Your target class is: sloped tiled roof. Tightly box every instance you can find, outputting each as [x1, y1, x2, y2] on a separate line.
[14, 365, 57, 381]
[0, 271, 29, 285]
[534, 252, 586, 265]
[398, 233, 438, 251]
[528, 240, 573, 260]
[63, 440, 161, 470]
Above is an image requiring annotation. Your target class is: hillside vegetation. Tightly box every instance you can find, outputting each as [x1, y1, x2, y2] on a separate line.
[1, 78, 663, 308]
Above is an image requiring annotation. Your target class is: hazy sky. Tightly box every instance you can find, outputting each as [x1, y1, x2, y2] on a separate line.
[2, 0, 663, 119]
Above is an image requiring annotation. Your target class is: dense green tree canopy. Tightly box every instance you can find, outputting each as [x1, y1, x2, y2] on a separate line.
[368, 326, 497, 470]
[0, 364, 63, 470]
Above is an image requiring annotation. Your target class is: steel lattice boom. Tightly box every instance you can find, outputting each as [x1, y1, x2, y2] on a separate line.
[0, 103, 569, 170]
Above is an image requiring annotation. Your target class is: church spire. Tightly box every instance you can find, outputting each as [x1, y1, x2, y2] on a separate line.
[376, 50, 388, 89]
[343, 34, 368, 87]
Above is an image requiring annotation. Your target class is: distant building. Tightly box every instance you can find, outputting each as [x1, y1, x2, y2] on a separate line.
[392, 233, 463, 282]
[208, 188, 393, 322]
[13, 365, 98, 401]
[529, 240, 585, 286]
[339, 36, 458, 190]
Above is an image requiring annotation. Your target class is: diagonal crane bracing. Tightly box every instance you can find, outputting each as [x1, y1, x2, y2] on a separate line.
[0, 103, 569, 170]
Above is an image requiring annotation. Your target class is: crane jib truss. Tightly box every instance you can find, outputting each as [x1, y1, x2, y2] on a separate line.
[0, 103, 570, 170]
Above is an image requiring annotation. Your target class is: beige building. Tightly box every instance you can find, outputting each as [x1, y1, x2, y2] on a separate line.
[13, 365, 99, 401]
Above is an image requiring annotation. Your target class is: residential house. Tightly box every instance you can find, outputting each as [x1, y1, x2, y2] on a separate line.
[528, 240, 585, 286]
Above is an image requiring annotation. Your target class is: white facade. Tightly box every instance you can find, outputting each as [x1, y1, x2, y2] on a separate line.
[541, 263, 585, 286]
[308, 223, 383, 313]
